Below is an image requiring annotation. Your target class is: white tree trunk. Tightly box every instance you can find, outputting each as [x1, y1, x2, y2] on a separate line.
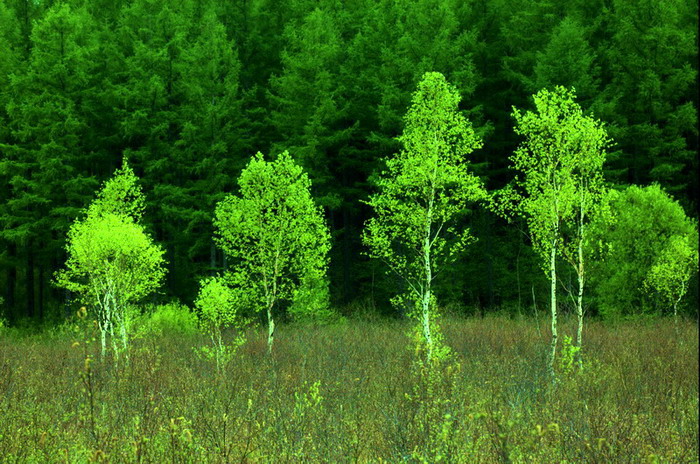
[267, 301, 275, 355]
[576, 235, 584, 370]
[422, 233, 433, 361]
[421, 192, 435, 362]
[100, 325, 107, 359]
[548, 239, 558, 380]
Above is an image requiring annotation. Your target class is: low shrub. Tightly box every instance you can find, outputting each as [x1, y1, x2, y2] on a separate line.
[134, 302, 199, 337]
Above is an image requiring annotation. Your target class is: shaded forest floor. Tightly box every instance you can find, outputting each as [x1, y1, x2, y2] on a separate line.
[0, 315, 697, 463]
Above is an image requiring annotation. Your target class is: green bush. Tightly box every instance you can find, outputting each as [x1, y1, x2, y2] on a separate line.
[588, 184, 698, 319]
[288, 275, 341, 324]
[134, 302, 199, 337]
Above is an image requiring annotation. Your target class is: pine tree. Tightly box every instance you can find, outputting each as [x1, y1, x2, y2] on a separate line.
[2, 3, 101, 319]
[601, 0, 697, 204]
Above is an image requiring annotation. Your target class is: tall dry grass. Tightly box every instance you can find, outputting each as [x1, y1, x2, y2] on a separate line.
[0, 315, 696, 462]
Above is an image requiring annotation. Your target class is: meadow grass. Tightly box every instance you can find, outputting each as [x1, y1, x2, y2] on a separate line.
[0, 314, 697, 463]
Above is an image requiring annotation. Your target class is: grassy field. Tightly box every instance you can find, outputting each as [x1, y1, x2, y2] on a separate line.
[0, 314, 697, 463]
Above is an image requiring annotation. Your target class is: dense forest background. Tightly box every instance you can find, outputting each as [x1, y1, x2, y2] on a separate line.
[0, 0, 697, 323]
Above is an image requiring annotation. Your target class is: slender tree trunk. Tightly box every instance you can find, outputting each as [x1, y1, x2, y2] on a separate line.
[266, 300, 275, 355]
[548, 239, 558, 380]
[673, 286, 684, 321]
[99, 314, 107, 359]
[213, 327, 224, 373]
[532, 285, 542, 339]
[421, 215, 433, 361]
[267, 252, 281, 355]
[109, 292, 121, 365]
[98, 287, 109, 359]
[575, 236, 584, 370]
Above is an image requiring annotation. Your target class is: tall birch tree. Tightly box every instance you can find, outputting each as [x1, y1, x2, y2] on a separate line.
[363, 72, 485, 361]
[500, 87, 582, 379]
[213, 152, 330, 355]
[558, 99, 610, 369]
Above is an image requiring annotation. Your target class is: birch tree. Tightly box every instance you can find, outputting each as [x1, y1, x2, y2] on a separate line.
[55, 162, 165, 360]
[195, 276, 247, 372]
[214, 152, 330, 355]
[644, 233, 699, 319]
[557, 93, 610, 370]
[363, 72, 485, 361]
[501, 87, 582, 379]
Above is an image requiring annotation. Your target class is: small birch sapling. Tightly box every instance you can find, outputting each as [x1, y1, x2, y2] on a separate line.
[644, 233, 699, 318]
[194, 276, 247, 371]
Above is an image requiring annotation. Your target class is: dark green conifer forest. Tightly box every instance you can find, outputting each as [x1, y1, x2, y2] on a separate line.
[0, 0, 698, 323]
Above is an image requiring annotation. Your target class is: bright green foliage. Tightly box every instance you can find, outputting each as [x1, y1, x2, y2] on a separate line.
[56, 213, 166, 360]
[214, 152, 331, 354]
[194, 276, 246, 372]
[589, 184, 697, 318]
[500, 86, 593, 378]
[363, 72, 485, 360]
[86, 160, 145, 221]
[554, 88, 611, 369]
[55, 165, 165, 360]
[645, 233, 698, 318]
[0, 0, 697, 321]
[196, 277, 238, 330]
[559, 334, 581, 375]
[288, 272, 335, 324]
[506, 87, 582, 265]
[134, 302, 199, 337]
